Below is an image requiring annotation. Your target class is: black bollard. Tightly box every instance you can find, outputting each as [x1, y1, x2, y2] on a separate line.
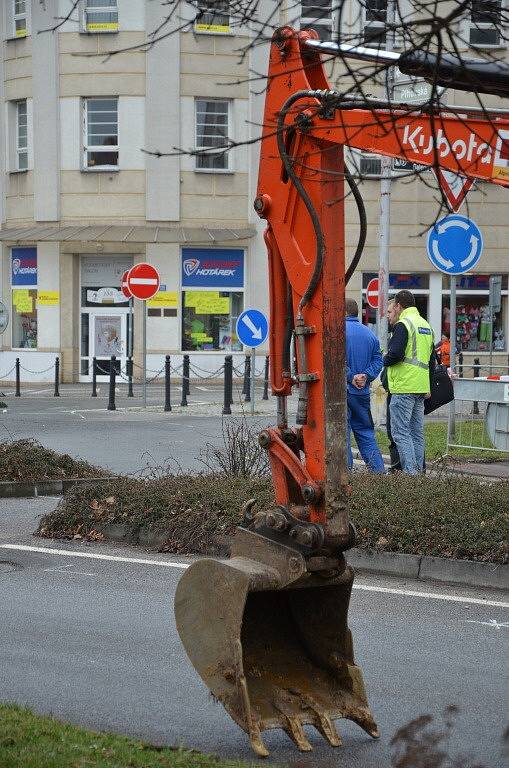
[262, 355, 269, 400]
[54, 357, 60, 397]
[458, 352, 463, 379]
[222, 355, 233, 415]
[244, 354, 251, 402]
[181, 354, 189, 407]
[473, 356, 480, 415]
[127, 356, 134, 397]
[91, 357, 97, 397]
[164, 355, 172, 412]
[183, 354, 190, 396]
[107, 356, 116, 411]
[242, 354, 250, 396]
[15, 358, 20, 397]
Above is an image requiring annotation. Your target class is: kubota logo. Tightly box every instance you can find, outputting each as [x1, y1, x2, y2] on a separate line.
[401, 125, 493, 165]
[183, 258, 200, 276]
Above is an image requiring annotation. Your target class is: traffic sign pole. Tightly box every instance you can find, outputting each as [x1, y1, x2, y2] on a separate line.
[250, 347, 255, 416]
[447, 276, 457, 442]
[143, 301, 147, 408]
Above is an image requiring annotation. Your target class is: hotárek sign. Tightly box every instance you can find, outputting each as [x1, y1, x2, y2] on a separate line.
[182, 248, 244, 288]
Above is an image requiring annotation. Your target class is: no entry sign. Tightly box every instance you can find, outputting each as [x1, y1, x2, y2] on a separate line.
[366, 278, 379, 309]
[120, 270, 132, 299]
[127, 262, 160, 300]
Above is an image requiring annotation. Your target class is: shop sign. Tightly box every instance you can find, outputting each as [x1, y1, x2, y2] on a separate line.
[182, 248, 244, 288]
[37, 291, 60, 306]
[147, 291, 178, 308]
[11, 248, 37, 287]
[364, 273, 428, 290]
[87, 287, 127, 304]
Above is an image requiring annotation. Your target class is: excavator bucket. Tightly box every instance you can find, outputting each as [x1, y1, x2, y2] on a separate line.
[175, 529, 378, 758]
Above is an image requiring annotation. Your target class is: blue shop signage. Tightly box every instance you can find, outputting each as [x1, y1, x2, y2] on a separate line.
[182, 248, 244, 288]
[11, 247, 37, 286]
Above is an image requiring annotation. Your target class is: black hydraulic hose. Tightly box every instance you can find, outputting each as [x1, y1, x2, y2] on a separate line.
[344, 164, 367, 285]
[277, 90, 326, 315]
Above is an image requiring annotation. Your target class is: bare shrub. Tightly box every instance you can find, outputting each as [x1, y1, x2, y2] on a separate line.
[198, 418, 270, 478]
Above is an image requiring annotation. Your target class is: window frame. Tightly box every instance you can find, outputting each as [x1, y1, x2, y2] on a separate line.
[194, 98, 233, 174]
[15, 99, 28, 172]
[362, 0, 387, 47]
[12, 0, 28, 38]
[194, 0, 231, 35]
[468, 0, 506, 49]
[82, 0, 119, 34]
[300, 0, 333, 41]
[82, 96, 119, 172]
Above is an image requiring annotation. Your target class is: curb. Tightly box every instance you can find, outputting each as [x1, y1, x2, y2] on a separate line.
[0, 477, 114, 498]
[348, 548, 508, 591]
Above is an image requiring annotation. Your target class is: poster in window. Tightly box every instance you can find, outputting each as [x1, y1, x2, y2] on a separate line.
[94, 316, 122, 357]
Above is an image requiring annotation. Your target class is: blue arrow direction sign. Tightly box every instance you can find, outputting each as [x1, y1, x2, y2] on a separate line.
[236, 308, 269, 348]
[426, 215, 483, 275]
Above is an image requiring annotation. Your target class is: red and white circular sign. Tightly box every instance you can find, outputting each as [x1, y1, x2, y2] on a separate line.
[366, 278, 379, 309]
[127, 262, 160, 300]
[120, 270, 132, 299]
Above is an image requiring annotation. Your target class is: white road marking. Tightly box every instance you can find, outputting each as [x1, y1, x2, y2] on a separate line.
[1, 543, 508, 608]
[465, 619, 509, 630]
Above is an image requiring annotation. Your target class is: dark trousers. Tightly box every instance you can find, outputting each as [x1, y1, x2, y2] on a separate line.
[386, 393, 402, 472]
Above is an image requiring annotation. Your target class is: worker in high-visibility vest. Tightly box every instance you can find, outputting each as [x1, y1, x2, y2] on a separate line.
[383, 290, 435, 475]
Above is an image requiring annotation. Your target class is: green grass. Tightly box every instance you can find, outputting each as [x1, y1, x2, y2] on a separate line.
[0, 704, 256, 768]
[371, 421, 509, 461]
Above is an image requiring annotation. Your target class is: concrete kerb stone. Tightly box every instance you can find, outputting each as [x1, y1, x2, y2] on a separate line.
[0, 477, 114, 499]
[418, 555, 509, 591]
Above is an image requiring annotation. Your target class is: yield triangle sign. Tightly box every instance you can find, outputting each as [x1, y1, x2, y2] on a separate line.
[434, 168, 474, 212]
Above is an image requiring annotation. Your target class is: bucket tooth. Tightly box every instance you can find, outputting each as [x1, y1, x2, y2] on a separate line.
[284, 716, 312, 752]
[314, 713, 342, 747]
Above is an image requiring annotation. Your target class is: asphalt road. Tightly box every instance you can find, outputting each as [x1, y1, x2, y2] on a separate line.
[0, 524, 508, 768]
[0, 385, 275, 474]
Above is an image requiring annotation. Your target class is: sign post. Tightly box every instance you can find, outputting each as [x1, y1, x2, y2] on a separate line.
[236, 308, 269, 416]
[426, 215, 484, 443]
[126, 263, 160, 408]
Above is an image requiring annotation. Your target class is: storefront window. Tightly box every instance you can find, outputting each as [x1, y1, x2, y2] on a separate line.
[11, 247, 37, 348]
[12, 288, 37, 348]
[361, 272, 429, 326]
[442, 297, 505, 351]
[182, 290, 243, 351]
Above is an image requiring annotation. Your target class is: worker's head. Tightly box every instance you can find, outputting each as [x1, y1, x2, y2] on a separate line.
[393, 290, 415, 318]
[345, 298, 358, 318]
[441, 332, 450, 342]
[387, 298, 397, 328]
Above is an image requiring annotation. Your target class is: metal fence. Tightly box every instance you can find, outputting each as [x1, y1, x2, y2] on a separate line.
[447, 377, 509, 454]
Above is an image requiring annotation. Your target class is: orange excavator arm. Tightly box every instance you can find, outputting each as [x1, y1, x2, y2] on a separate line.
[253, 27, 509, 546]
[175, 28, 509, 759]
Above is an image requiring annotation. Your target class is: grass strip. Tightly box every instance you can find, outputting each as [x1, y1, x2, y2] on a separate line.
[374, 421, 509, 461]
[0, 704, 255, 768]
[38, 472, 509, 563]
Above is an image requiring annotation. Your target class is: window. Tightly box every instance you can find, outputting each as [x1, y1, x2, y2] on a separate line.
[469, 1, 504, 47]
[442, 275, 508, 352]
[363, 0, 387, 47]
[359, 154, 382, 177]
[16, 100, 28, 171]
[13, 0, 27, 38]
[195, 99, 230, 171]
[83, 0, 119, 33]
[83, 97, 118, 169]
[195, 0, 230, 33]
[11, 248, 37, 349]
[182, 291, 243, 351]
[301, 0, 332, 40]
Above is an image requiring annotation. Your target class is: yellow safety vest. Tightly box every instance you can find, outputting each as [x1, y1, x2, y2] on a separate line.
[387, 307, 434, 394]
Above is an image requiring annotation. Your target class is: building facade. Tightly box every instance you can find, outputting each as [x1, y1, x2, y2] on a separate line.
[0, 1, 507, 382]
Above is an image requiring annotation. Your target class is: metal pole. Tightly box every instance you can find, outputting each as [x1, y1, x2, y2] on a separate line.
[250, 347, 255, 416]
[181, 355, 189, 407]
[91, 357, 97, 397]
[447, 275, 457, 444]
[142, 301, 147, 409]
[107, 355, 116, 411]
[376, 0, 395, 352]
[222, 355, 232, 415]
[127, 356, 134, 397]
[262, 355, 269, 400]
[54, 357, 60, 397]
[15, 357, 20, 397]
[164, 355, 171, 412]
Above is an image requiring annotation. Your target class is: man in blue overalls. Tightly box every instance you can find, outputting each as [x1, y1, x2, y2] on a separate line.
[345, 298, 385, 473]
